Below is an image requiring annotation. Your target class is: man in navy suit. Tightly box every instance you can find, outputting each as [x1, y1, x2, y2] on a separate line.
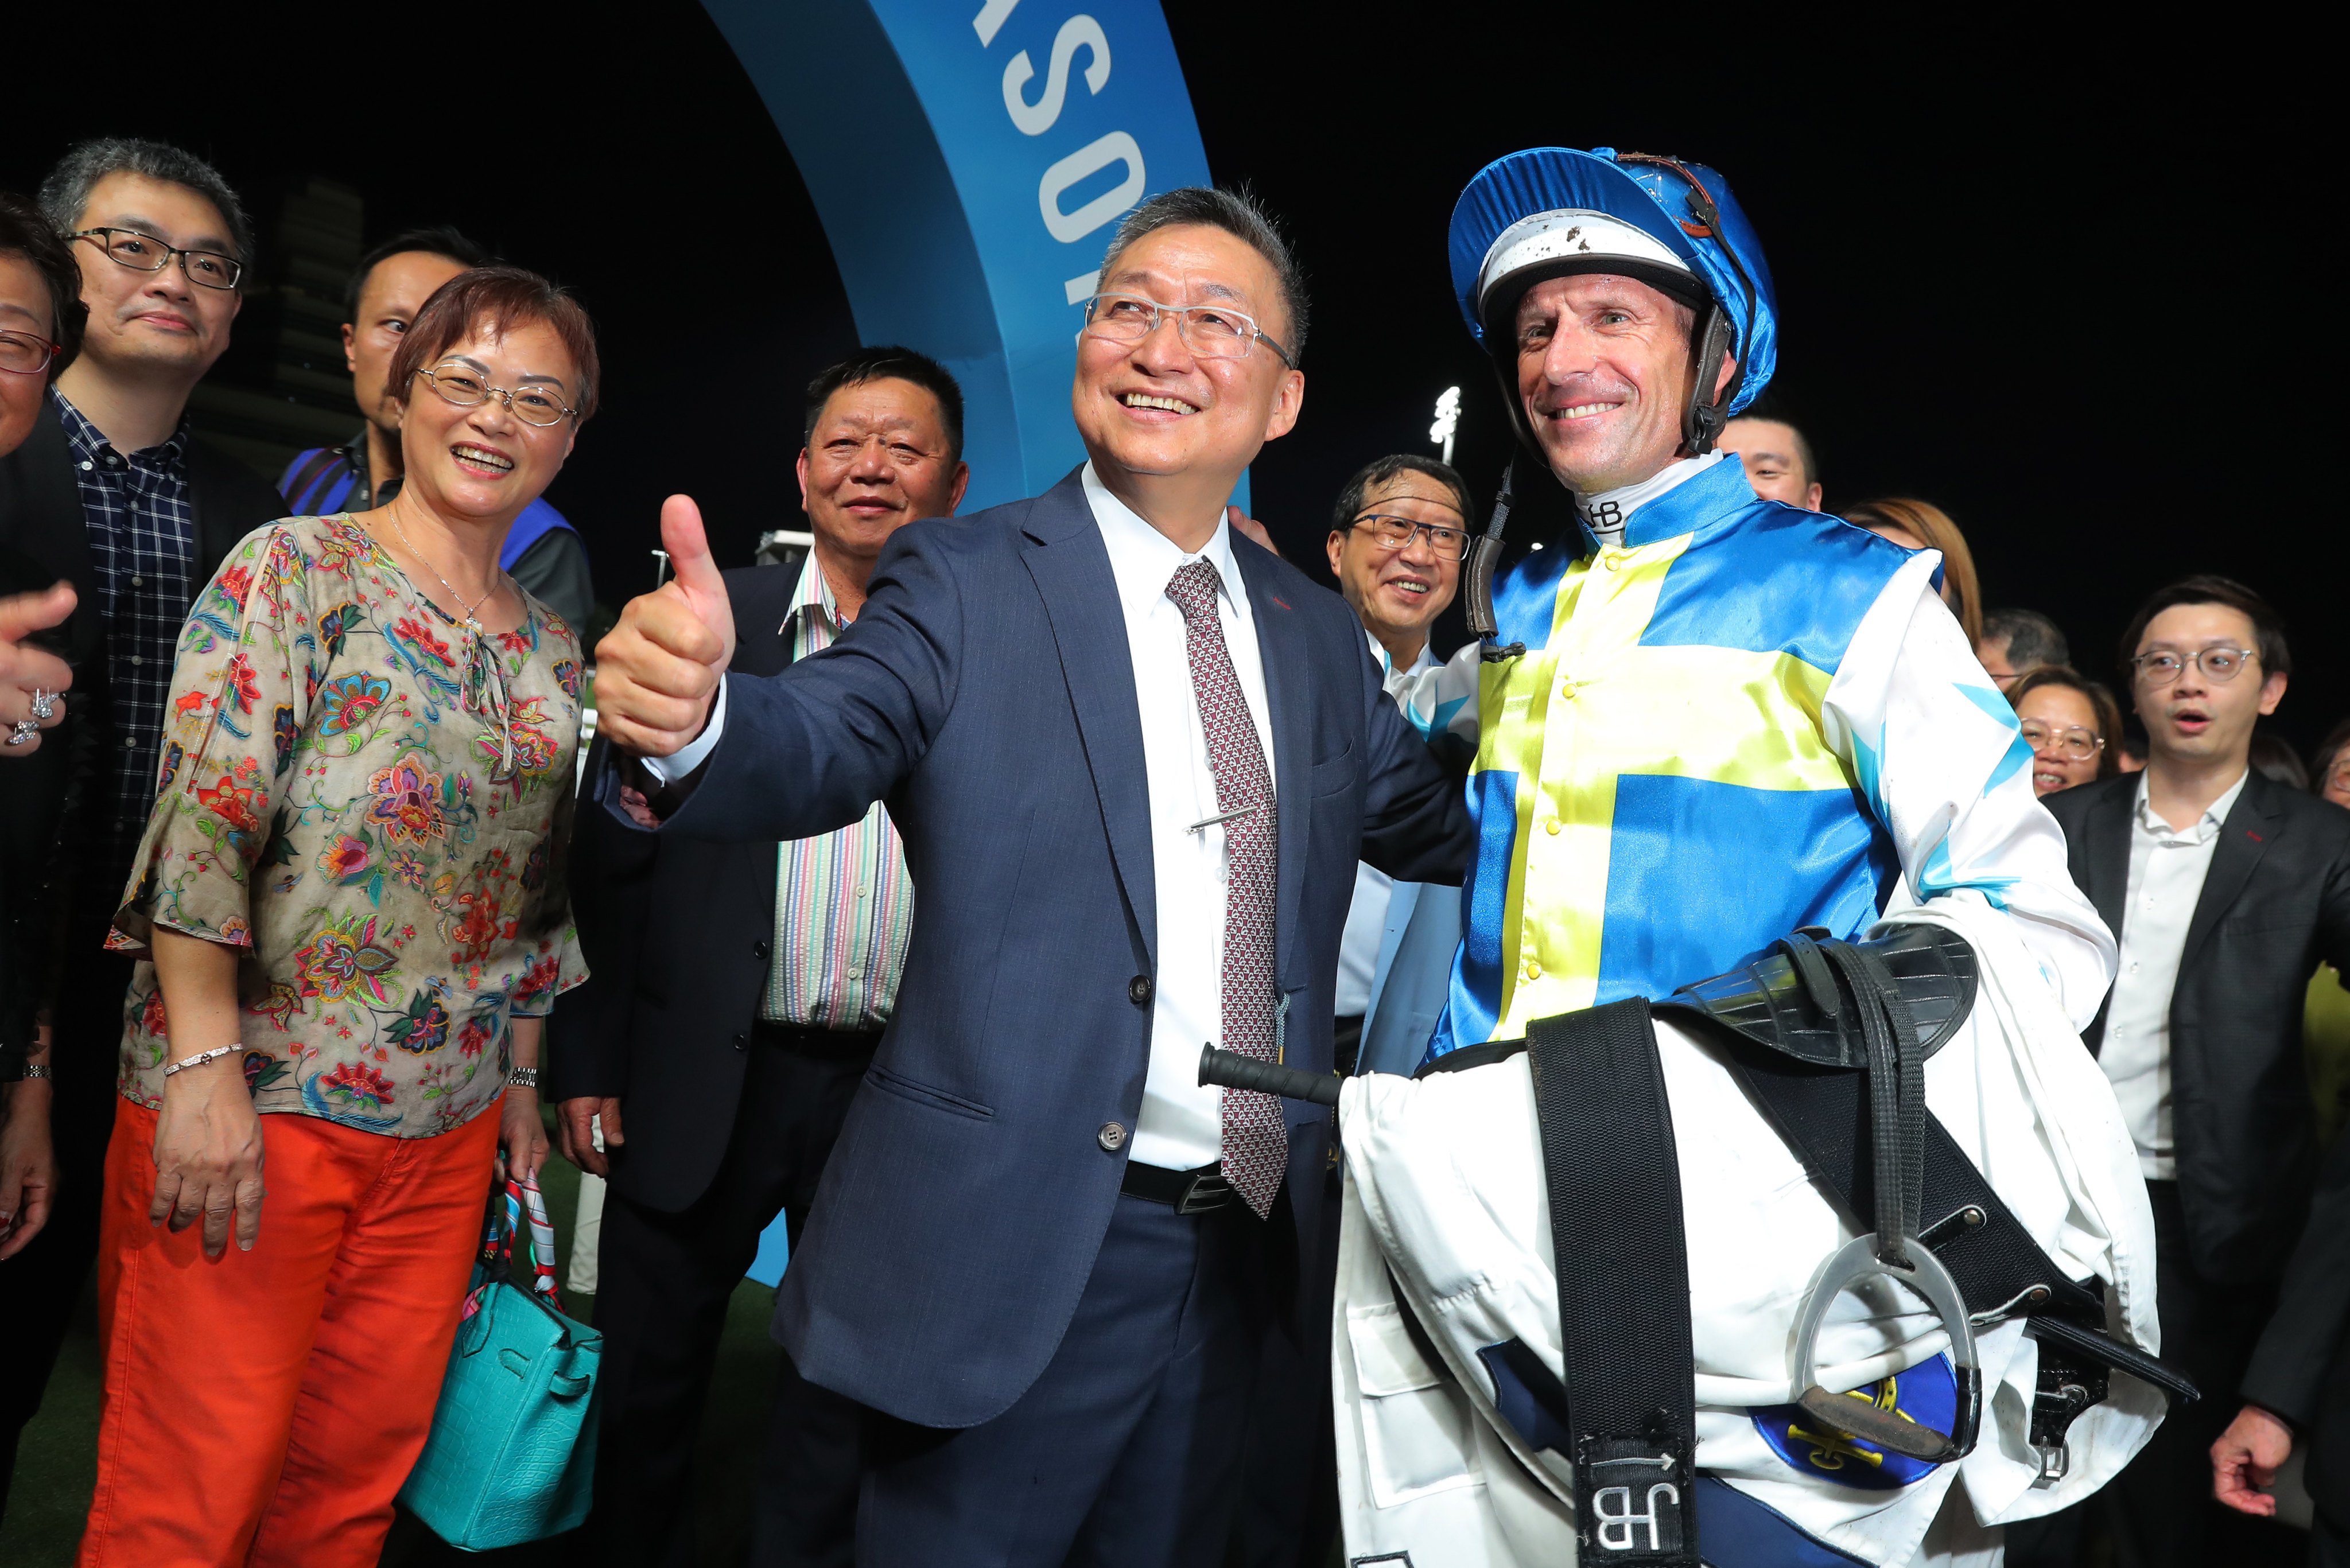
[590, 187, 1474, 1566]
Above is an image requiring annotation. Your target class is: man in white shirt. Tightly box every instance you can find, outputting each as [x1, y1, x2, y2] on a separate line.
[586, 187, 1474, 1567]
[2041, 575, 2350, 1568]
[1323, 453, 1472, 1069]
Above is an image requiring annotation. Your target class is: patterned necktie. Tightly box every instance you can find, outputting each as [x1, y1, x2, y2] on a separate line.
[1164, 558, 1285, 1218]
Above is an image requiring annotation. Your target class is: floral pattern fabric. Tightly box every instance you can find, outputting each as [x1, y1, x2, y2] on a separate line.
[111, 514, 587, 1137]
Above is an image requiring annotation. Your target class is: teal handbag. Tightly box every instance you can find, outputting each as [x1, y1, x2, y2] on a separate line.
[400, 1172, 603, 1550]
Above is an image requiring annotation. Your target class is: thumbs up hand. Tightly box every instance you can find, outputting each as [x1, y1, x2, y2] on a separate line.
[593, 496, 736, 757]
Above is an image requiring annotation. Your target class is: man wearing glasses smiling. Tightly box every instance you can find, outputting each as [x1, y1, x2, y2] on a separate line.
[591, 186, 1471, 1565]
[0, 138, 281, 1512]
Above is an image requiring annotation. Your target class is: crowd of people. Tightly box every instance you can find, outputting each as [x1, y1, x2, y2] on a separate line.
[2, 133, 2348, 1568]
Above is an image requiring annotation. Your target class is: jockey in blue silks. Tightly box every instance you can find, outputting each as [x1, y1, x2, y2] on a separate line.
[1331, 149, 2163, 1568]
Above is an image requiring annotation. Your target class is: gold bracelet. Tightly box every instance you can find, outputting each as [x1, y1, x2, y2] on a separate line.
[162, 1045, 238, 1077]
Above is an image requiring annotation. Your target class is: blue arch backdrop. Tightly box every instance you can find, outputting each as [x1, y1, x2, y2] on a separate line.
[701, 0, 1246, 513]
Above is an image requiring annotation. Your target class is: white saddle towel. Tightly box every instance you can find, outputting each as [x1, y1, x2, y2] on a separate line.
[1331, 894, 2166, 1568]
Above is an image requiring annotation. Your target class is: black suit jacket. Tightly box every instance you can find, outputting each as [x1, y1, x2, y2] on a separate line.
[2045, 769, 2350, 1282]
[547, 565, 802, 1212]
[0, 394, 282, 1058]
[2242, 1125, 2350, 1528]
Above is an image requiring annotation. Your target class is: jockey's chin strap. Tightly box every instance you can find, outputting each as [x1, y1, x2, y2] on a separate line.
[1462, 461, 1525, 662]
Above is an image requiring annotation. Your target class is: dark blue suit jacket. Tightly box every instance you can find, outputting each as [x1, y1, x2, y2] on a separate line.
[600, 470, 1472, 1427]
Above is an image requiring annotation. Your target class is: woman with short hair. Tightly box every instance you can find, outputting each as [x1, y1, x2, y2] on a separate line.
[2008, 663, 2123, 796]
[79, 267, 596, 1568]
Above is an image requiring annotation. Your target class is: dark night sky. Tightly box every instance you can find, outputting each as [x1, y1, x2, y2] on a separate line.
[11, 6, 2334, 749]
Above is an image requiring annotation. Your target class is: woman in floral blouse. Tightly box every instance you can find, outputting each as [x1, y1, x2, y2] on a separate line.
[79, 268, 595, 1568]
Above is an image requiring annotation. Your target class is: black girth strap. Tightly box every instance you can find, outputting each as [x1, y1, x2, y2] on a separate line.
[1709, 1019, 2112, 1329]
[1525, 997, 1698, 1567]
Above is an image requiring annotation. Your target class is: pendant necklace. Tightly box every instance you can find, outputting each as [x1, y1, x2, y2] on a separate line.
[384, 501, 500, 635]
[375, 504, 518, 776]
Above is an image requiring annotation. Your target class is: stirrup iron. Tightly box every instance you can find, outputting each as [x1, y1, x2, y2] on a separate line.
[1788, 1232, 1982, 1465]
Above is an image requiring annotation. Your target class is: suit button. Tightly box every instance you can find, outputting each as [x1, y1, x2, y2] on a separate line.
[1128, 975, 1152, 1006]
[732, 1032, 748, 1050]
[1097, 1122, 1128, 1151]
[752, 940, 771, 961]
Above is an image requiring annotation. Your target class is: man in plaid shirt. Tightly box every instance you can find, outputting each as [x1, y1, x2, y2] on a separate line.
[0, 137, 281, 1519]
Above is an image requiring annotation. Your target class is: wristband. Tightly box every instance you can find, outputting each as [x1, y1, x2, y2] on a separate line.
[163, 1045, 238, 1077]
[20, 1064, 49, 1080]
[506, 1067, 541, 1090]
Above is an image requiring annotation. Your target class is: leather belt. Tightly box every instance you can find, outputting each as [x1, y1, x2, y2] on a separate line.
[1120, 1160, 1235, 1215]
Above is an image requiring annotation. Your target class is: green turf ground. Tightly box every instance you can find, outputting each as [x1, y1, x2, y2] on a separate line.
[0, 1118, 780, 1566]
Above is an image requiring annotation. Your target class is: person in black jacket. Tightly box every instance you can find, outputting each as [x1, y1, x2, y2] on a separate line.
[1, 190, 86, 1286]
[2214, 1122, 2350, 1565]
[550, 348, 966, 1567]
[2040, 575, 2350, 1567]
[0, 141, 284, 1519]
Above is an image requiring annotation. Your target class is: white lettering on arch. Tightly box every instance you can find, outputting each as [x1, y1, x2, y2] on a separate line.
[972, 0, 1020, 47]
[1039, 131, 1144, 244]
[1002, 15, 1110, 136]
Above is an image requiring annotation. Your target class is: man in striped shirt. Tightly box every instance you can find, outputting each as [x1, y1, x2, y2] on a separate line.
[551, 346, 966, 1568]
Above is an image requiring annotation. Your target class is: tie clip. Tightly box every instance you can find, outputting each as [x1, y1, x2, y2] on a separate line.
[1187, 801, 1260, 834]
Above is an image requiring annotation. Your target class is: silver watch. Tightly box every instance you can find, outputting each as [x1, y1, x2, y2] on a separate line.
[506, 1066, 541, 1090]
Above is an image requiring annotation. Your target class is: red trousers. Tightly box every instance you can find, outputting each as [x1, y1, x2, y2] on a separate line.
[78, 1095, 502, 1568]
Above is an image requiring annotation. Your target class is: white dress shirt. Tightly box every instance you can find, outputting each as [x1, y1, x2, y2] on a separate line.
[1334, 635, 1438, 1017]
[2101, 769, 2248, 1180]
[1082, 466, 1278, 1172]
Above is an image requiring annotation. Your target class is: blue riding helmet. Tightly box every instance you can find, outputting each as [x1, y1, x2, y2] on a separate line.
[1447, 146, 1780, 455]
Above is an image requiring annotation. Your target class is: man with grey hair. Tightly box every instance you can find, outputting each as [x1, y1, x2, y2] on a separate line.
[0, 137, 279, 1514]
[588, 185, 1470, 1567]
[1979, 606, 2072, 691]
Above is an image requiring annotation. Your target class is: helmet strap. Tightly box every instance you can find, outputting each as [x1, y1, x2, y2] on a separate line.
[1684, 302, 1737, 456]
[1464, 459, 1526, 662]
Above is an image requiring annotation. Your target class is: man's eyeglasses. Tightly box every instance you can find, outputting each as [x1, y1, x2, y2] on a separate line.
[2019, 721, 2103, 762]
[1347, 513, 1467, 561]
[414, 365, 575, 427]
[2128, 647, 2258, 686]
[0, 329, 61, 377]
[71, 227, 243, 291]
[1079, 293, 1296, 368]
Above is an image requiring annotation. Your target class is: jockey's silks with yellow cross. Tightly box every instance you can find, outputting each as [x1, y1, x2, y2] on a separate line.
[1436, 457, 1937, 1054]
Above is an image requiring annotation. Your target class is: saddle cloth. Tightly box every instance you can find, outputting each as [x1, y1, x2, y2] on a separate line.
[1331, 892, 2164, 1567]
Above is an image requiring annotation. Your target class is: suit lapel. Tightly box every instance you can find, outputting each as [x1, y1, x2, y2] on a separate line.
[7, 399, 98, 593]
[1236, 540, 1311, 990]
[2181, 770, 2281, 970]
[185, 440, 247, 579]
[2084, 780, 2134, 950]
[729, 569, 803, 679]
[1020, 474, 1157, 960]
